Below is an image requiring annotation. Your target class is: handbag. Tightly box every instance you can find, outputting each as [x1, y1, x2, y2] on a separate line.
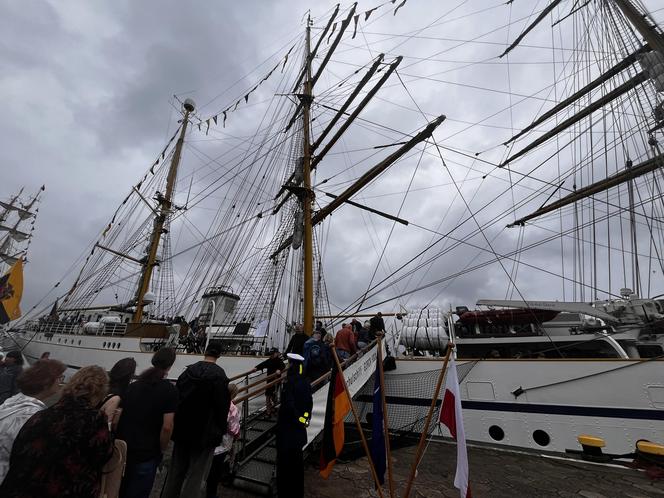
[99, 439, 127, 498]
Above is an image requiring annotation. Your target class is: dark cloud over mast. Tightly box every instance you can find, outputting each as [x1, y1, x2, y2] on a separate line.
[2, 0, 663, 318]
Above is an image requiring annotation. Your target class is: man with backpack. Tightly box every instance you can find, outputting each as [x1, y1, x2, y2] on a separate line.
[303, 331, 331, 382]
[162, 346, 230, 498]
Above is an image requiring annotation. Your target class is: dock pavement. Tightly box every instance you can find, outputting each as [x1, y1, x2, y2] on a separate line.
[152, 440, 664, 497]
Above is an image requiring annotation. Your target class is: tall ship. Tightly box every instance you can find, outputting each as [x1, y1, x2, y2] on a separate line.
[0, 187, 44, 274]
[5, 0, 664, 457]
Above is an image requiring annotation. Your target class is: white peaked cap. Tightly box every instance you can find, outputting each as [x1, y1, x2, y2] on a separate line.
[287, 353, 305, 362]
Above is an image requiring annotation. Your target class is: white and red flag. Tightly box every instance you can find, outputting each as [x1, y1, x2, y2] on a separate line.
[439, 354, 471, 498]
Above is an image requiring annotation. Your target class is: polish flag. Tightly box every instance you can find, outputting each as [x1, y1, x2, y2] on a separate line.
[439, 355, 471, 498]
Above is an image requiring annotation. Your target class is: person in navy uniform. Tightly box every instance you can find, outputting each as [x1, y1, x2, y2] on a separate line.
[276, 353, 313, 498]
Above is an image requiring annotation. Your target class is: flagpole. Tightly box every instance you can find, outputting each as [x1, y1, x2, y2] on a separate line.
[402, 343, 453, 498]
[377, 337, 395, 498]
[331, 347, 386, 498]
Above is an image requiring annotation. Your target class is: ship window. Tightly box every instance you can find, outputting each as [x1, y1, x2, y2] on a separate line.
[489, 425, 504, 441]
[533, 430, 550, 447]
[78, 340, 81, 345]
[103, 342, 107, 348]
[223, 299, 236, 313]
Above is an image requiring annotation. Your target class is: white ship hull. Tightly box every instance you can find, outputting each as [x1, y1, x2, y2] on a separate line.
[362, 358, 664, 455]
[10, 330, 263, 381]
[11, 329, 664, 456]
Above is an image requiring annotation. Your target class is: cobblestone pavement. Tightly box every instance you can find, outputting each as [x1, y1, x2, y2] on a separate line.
[153, 441, 664, 497]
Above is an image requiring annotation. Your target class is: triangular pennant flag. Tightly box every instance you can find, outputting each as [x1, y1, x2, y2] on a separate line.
[394, 0, 407, 15]
[223, 111, 227, 127]
[327, 22, 337, 44]
[352, 14, 360, 39]
[197, 121, 201, 131]
[205, 119, 210, 135]
[365, 8, 377, 21]
[244, 94, 249, 103]
[282, 53, 289, 72]
[213, 115, 218, 125]
[161, 150, 165, 160]
[233, 100, 240, 111]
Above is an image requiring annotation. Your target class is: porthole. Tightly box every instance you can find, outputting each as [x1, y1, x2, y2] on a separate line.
[489, 425, 504, 441]
[533, 429, 550, 447]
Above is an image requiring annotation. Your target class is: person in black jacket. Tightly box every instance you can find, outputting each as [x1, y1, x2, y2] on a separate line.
[276, 353, 313, 498]
[369, 312, 386, 336]
[0, 351, 24, 405]
[285, 323, 308, 355]
[162, 346, 230, 498]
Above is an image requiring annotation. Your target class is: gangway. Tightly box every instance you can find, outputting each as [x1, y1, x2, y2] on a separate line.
[228, 339, 383, 495]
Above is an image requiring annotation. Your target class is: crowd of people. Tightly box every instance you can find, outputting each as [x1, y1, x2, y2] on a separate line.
[285, 313, 385, 379]
[0, 312, 387, 498]
[0, 345, 237, 498]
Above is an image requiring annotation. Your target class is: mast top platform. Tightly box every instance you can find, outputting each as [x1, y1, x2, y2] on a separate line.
[183, 98, 196, 112]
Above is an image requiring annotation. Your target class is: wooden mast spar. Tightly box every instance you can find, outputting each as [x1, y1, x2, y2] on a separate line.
[302, 16, 315, 335]
[133, 99, 194, 323]
[293, 11, 445, 334]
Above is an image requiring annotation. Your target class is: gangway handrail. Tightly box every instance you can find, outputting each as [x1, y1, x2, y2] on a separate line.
[235, 339, 379, 404]
[229, 367, 262, 382]
[236, 370, 283, 395]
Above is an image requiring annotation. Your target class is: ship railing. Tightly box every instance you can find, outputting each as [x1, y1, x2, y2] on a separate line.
[23, 320, 128, 337]
[232, 339, 379, 463]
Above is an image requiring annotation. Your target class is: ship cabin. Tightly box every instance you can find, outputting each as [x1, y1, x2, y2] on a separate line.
[194, 286, 265, 354]
[452, 307, 664, 360]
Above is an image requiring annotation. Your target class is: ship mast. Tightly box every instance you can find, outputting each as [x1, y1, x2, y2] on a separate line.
[133, 99, 194, 323]
[0, 186, 43, 270]
[301, 16, 315, 335]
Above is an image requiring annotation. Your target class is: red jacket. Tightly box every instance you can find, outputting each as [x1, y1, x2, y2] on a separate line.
[334, 326, 357, 354]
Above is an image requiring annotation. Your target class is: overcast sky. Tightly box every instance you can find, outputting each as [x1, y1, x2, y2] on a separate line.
[3, 0, 664, 318]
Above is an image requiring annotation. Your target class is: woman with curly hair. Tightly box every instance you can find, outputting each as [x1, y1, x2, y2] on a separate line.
[0, 365, 113, 497]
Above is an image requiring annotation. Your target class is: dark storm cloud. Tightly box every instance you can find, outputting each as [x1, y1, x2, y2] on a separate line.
[2, 0, 663, 318]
